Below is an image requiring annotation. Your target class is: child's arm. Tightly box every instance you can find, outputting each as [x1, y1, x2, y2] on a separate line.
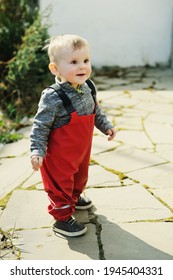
[30, 89, 58, 159]
[94, 103, 116, 138]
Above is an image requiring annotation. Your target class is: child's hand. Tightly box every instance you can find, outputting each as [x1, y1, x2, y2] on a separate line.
[31, 156, 43, 171]
[106, 128, 116, 141]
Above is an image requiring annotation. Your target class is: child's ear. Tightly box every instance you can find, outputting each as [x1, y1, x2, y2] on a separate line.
[49, 63, 59, 76]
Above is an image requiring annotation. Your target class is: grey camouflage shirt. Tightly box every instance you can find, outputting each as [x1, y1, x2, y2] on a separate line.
[30, 80, 113, 158]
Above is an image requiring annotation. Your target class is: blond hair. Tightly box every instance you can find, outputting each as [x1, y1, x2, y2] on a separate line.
[43, 34, 89, 64]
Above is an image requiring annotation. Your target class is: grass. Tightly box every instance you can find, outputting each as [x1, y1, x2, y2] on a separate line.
[0, 227, 21, 260]
[0, 111, 23, 144]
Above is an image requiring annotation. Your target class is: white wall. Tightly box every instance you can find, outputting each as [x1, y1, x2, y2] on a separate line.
[40, 0, 173, 67]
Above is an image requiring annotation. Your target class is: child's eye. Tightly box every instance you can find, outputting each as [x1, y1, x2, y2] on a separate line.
[84, 59, 89, 63]
[71, 60, 77, 64]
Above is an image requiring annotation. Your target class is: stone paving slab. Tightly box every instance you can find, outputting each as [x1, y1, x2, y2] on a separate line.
[87, 165, 121, 187]
[11, 225, 98, 260]
[128, 163, 173, 190]
[156, 144, 173, 163]
[130, 90, 170, 103]
[144, 122, 173, 144]
[17, 125, 33, 137]
[21, 171, 43, 189]
[156, 150, 173, 163]
[0, 208, 3, 218]
[102, 95, 139, 108]
[115, 115, 142, 130]
[121, 107, 149, 118]
[85, 185, 172, 223]
[150, 188, 173, 210]
[96, 90, 122, 101]
[0, 138, 30, 158]
[0, 190, 53, 230]
[92, 145, 166, 173]
[157, 90, 173, 100]
[0, 190, 90, 231]
[91, 135, 119, 155]
[115, 130, 153, 149]
[146, 113, 173, 125]
[135, 101, 173, 114]
[101, 222, 173, 260]
[0, 156, 33, 198]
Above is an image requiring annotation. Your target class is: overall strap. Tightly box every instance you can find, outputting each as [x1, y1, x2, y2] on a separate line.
[48, 84, 75, 113]
[86, 79, 97, 103]
[48, 79, 97, 113]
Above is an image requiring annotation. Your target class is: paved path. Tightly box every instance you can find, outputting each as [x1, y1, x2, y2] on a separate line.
[0, 67, 173, 260]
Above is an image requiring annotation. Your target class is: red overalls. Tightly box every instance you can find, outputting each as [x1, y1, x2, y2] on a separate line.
[40, 89, 95, 221]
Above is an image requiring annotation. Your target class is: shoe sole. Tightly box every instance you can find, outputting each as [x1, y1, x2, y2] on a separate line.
[75, 202, 93, 210]
[52, 225, 87, 237]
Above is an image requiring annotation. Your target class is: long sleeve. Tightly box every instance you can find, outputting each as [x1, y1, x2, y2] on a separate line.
[94, 103, 113, 134]
[30, 91, 58, 158]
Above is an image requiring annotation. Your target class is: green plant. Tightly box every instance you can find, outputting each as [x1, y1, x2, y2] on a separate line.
[0, 131, 23, 144]
[0, 227, 21, 260]
[5, 14, 50, 118]
[0, 0, 39, 77]
[0, 0, 51, 120]
[0, 110, 23, 143]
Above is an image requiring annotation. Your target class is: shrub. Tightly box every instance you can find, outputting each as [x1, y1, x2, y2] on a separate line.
[0, 0, 39, 81]
[0, 0, 51, 120]
[5, 15, 51, 118]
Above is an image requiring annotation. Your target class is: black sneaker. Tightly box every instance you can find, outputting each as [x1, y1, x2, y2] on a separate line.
[75, 196, 92, 210]
[52, 217, 87, 237]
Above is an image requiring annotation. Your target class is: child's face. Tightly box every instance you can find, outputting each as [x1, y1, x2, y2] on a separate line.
[56, 45, 91, 88]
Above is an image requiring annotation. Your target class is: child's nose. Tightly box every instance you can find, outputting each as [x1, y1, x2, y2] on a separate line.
[79, 62, 85, 69]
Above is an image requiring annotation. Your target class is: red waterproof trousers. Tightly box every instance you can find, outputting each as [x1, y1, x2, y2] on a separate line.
[40, 110, 95, 221]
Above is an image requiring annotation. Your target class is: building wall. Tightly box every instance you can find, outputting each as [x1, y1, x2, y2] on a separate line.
[40, 0, 173, 67]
